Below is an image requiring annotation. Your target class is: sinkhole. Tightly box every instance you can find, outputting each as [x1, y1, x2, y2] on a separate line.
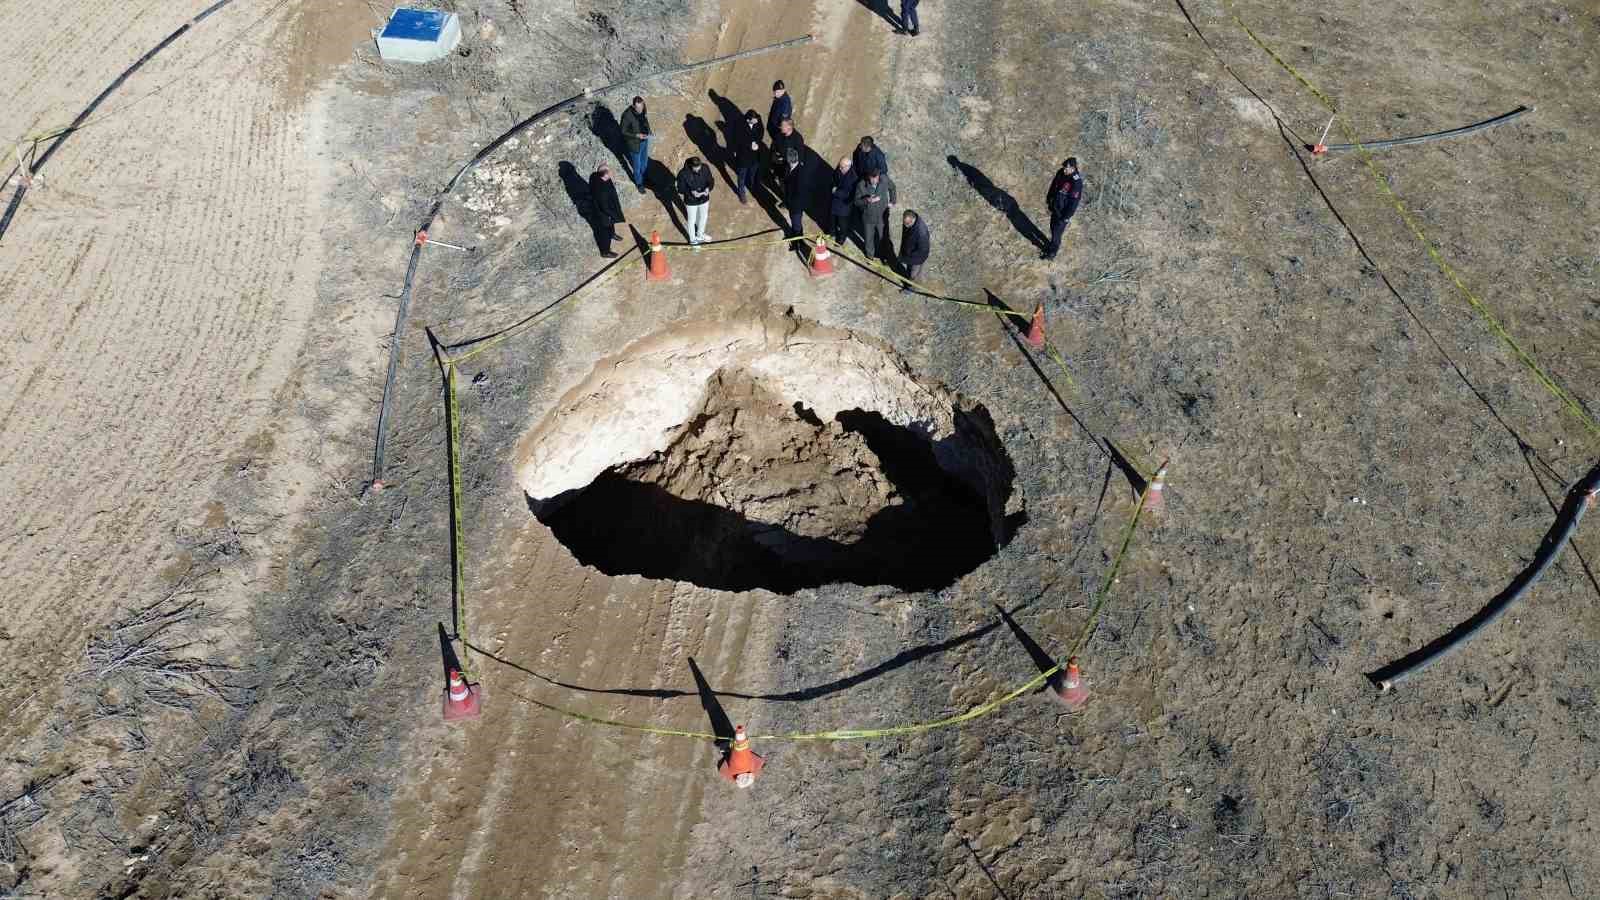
[516, 310, 1025, 593]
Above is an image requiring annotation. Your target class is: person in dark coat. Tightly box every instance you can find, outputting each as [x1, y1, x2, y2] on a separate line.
[769, 118, 804, 192]
[828, 156, 859, 245]
[853, 136, 889, 177]
[676, 156, 714, 245]
[852, 167, 897, 261]
[897, 0, 921, 35]
[619, 96, 653, 192]
[767, 80, 793, 143]
[732, 109, 764, 204]
[898, 209, 929, 291]
[1042, 157, 1083, 260]
[781, 148, 808, 238]
[588, 164, 625, 257]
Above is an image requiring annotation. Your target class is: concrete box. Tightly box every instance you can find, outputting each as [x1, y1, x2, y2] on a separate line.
[376, 8, 461, 64]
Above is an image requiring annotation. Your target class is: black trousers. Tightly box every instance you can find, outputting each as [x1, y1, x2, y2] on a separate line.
[593, 218, 621, 255]
[1047, 212, 1074, 255]
[829, 208, 853, 244]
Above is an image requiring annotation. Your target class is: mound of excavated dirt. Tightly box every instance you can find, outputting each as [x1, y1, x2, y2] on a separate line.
[518, 309, 1024, 591]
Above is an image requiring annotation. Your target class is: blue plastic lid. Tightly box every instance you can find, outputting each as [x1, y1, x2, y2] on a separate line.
[382, 8, 448, 42]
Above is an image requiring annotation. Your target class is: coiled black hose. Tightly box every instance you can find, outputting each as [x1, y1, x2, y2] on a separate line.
[1369, 460, 1600, 691]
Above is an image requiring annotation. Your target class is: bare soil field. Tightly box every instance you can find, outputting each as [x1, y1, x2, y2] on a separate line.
[3, 0, 1599, 897]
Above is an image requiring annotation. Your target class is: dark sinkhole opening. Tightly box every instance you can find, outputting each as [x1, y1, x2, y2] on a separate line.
[529, 372, 1023, 594]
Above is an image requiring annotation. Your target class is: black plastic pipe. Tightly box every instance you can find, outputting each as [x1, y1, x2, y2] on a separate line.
[1369, 460, 1600, 691]
[1317, 105, 1532, 154]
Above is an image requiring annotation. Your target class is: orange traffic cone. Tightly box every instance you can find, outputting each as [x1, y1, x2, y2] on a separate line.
[1141, 464, 1168, 513]
[442, 668, 482, 722]
[808, 237, 835, 279]
[1055, 657, 1089, 710]
[646, 230, 671, 282]
[717, 724, 764, 788]
[1023, 302, 1046, 350]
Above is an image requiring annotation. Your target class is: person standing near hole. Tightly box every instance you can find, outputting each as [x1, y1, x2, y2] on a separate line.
[853, 166, 897, 263]
[828, 156, 858, 245]
[1042, 156, 1083, 260]
[588, 163, 625, 258]
[853, 135, 889, 177]
[898, 209, 929, 292]
[620, 96, 653, 192]
[677, 156, 714, 246]
[733, 109, 764, 205]
[769, 118, 805, 195]
[782, 147, 808, 238]
[853, 136, 891, 235]
[767, 80, 793, 143]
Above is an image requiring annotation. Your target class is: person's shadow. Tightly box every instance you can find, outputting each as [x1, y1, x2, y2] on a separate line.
[853, 0, 903, 30]
[557, 161, 603, 252]
[948, 155, 1048, 250]
[645, 159, 687, 240]
[590, 103, 629, 173]
[684, 113, 732, 190]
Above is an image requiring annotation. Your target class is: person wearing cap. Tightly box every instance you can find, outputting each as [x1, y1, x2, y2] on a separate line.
[852, 166, 897, 262]
[733, 109, 764, 205]
[1042, 157, 1083, 260]
[676, 156, 714, 246]
[781, 147, 809, 238]
[619, 96, 654, 192]
[828, 156, 859, 245]
[767, 80, 793, 143]
[587, 163, 625, 258]
[898, 209, 929, 292]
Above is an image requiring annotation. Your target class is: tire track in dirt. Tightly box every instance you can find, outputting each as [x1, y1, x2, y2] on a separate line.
[0, 0, 324, 750]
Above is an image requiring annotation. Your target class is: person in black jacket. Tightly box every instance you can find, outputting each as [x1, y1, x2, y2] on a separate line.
[769, 118, 804, 192]
[733, 109, 763, 204]
[1042, 157, 1083, 260]
[588, 163, 625, 258]
[853, 136, 889, 177]
[828, 156, 858, 245]
[781, 148, 808, 238]
[619, 96, 653, 192]
[676, 156, 714, 245]
[898, 209, 930, 291]
[768, 80, 793, 142]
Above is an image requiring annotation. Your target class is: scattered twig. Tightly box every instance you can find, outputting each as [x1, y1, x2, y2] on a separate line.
[82, 570, 247, 711]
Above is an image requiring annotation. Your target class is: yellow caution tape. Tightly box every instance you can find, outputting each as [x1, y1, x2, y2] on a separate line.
[441, 224, 1164, 738]
[1222, 3, 1600, 442]
[493, 479, 1154, 742]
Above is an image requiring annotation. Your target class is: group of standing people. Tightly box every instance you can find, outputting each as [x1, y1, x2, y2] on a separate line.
[589, 77, 1084, 283]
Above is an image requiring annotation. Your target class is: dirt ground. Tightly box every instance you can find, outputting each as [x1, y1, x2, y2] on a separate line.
[3, 0, 1600, 897]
